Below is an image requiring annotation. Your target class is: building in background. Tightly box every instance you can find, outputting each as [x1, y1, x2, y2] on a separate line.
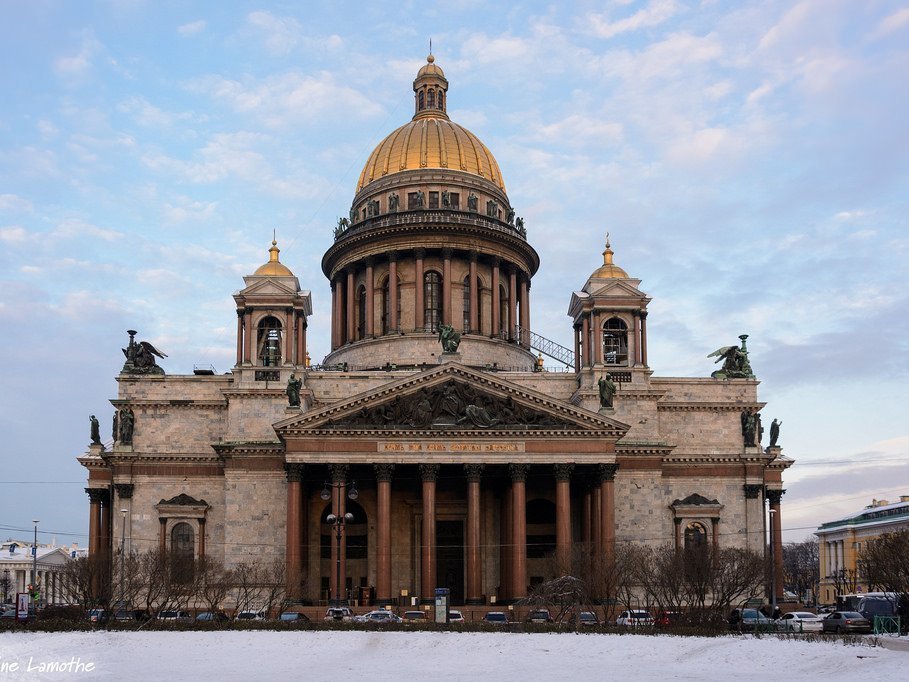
[78, 56, 793, 607]
[0, 541, 79, 605]
[816, 495, 909, 604]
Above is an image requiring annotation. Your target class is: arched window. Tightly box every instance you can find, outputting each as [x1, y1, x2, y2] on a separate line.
[499, 284, 509, 338]
[438, 91, 444, 110]
[320, 501, 368, 599]
[424, 271, 442, 332]
[427, 89, 435, 108]
[170, 522, 195, 583]
[463, 275, 471, 333]
[257, 316, 283, 366]
[356, 285, 366, 340]
[381, 276, 401, 335]
[418, 91, 425, 111]
[602, 317, 628, 365]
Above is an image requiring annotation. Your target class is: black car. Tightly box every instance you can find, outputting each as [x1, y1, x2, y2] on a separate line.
[279, 611, 311, 624]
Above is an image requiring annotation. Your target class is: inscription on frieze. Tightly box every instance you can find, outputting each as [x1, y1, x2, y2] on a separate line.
[380, 441, 524, 453]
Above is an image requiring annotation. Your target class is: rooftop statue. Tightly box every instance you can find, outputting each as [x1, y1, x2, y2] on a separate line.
[122, 330, 167, 375]
[438, 324, 461, 353]
[286, 373, 303, 407]
[89, 415, 101, 445]
[708, 334, 754, 379]
[769, 418, 782, 448]
[598, 373, 616, 409]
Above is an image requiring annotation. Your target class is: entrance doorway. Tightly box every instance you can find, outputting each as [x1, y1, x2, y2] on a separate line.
[436, 519, 465, 605]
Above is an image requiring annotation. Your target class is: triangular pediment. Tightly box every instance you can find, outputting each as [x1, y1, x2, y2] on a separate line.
[276, 363, 628, 436]
[584, 278, 646, 299]
[238, 277, 301, 297]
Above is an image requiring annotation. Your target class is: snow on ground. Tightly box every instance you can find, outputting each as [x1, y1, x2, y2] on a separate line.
[0, 631, 904, 680]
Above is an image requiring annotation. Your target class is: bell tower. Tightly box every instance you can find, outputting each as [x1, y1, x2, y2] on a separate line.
[233, 240, 312, 371]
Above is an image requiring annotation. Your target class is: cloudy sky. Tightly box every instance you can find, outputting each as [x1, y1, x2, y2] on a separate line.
[1, 0, 907, 550]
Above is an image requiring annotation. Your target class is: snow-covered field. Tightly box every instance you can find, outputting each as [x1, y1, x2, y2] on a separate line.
[0, 631, 904, 680]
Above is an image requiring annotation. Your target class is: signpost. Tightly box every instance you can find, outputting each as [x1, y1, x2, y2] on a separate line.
[16, 592, 29, 623]
[434, 587, 450, 624]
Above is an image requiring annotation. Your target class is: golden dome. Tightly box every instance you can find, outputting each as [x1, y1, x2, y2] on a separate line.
[357, 118, 505, 192]
[356, 55, 505, 192]
[591, 234, 628, 279]
[254, 239, 294, 277]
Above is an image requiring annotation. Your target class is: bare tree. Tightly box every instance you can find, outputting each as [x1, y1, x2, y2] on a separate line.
[783, 538, 819, 604]
[193, 557, 233, 616]
[858, 529, 909, 624]
[58, 555, 111, 610]
[258, 557, 287, 618]
[230, 561, 260, 615]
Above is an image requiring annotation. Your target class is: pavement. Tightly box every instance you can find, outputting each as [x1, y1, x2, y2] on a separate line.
[874, 635, 909, 652]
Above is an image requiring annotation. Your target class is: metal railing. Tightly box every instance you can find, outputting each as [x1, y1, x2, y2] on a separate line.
[515, 325, 575, 368]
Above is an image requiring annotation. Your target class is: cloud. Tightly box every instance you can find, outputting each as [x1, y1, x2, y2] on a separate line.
[185, 72, 382, 127]
[531, 114, 624, 148]
[0, 226, 28, 243]
[51, 218, 122, 242]
[53, 35, 102, 80]
[177, 20, 207, 37]
[247, 11, 302, 55]
[163, 198, 218, 224]
[0, 194, 33, 212]
[586, 0, 680, 39]
[118, 96, 195, 127]
[870, 7, 909, 39]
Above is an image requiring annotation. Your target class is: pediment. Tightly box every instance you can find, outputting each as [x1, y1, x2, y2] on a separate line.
[276, 363, 628, 436]
[158, 493, 208, 506]
[584, 278, 646, 299]
[672, 493, 720, 507]
[238, 277, 301, 297]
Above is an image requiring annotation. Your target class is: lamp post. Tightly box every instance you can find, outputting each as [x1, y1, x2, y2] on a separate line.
[320, 480, 358, 606]
[31, 519, 39, 603]
[119, 509, 128, 610]
[769, 507, 777, 615]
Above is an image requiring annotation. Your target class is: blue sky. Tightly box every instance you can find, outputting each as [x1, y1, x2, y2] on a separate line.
[1, 0, 907, 549]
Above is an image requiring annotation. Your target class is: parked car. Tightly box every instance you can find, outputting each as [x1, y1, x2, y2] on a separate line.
[235, 610, 266, 621]
[775, 611, 824, 632]
[822, 611, 872, 634]
[577, 611, 599, 627]
[616, 610, 654, 626]
[526, 609, 554, 624]
[482, 611, 509, 626]
[196, 611, 230, 624]
[88, 608, 109, 624]
[655, 610, 681, 627]
[448, 610, 465, 624]
[279, 611, 311, 624]
[360, 610, 402, 624]
[324, 607, 354, 622]
[158, 610, 193, 623]
[402, 610, 427, 622]
[728, 608, 772, 631]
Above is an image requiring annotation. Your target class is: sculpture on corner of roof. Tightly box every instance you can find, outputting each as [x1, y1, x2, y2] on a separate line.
[89, 415, 101, 445]
[121, 330, 167, 375]
[438, 324, 461, 353]
[708, 334, 754, 379]
[286, 373, 303, 407]
[598, 373, 616, 409]
[769, 418, 782, 448]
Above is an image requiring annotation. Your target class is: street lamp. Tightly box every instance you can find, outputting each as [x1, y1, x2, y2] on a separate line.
[321, 480, 358, 606]
[31, 519, 39, 603]
[769, 508, 777, 615]
[119, 509, 128, 610]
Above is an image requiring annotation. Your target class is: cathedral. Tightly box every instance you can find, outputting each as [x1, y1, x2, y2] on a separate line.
[79, 55, 792, 607]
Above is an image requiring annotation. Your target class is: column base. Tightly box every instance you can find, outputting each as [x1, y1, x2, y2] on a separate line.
[598, 406, 615, 415]
[438, 352, 462, 364]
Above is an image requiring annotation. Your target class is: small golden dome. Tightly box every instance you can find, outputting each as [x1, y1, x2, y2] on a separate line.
[591, 234, 628, 279]
[417, 53, 446, 79]
[254, 239, 294, 277]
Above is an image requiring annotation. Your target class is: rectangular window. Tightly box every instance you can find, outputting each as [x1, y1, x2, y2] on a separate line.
[408, 192, 419, 210]
[449, 192, 460, 209]
[320, 534, 331, 559]
[429, 191, 439, 209]
[347, 534, 367, 559]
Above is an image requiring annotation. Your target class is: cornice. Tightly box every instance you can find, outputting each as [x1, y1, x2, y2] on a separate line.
[657, 401, 767, 412]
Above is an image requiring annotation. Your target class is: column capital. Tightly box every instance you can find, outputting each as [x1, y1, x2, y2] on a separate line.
[743, 483, 763, 499]
[414, 247, 426, 259]
[328, 464, 349, 483]
[554, 463, 574, 481]
[284, 463, 305, 483]
[388, 250, 398, 263]
[490, 256, 501, 267]
[509, 463, 530, 482]
[597, 463, 619, 482]
[419, 463, 440, 482]
[364, 256, 375, 268]
[374, 463, 395, 482]
[468, 249, 479, 263]
[765, 488, 786, 505]
[441, 247, 453, 259]
[85, 487, 107, 504]
[113, 483, 134, 500]
[464, 463, 485, 482]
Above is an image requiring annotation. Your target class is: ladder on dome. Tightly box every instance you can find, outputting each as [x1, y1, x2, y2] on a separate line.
[515, 325, 575, 368]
